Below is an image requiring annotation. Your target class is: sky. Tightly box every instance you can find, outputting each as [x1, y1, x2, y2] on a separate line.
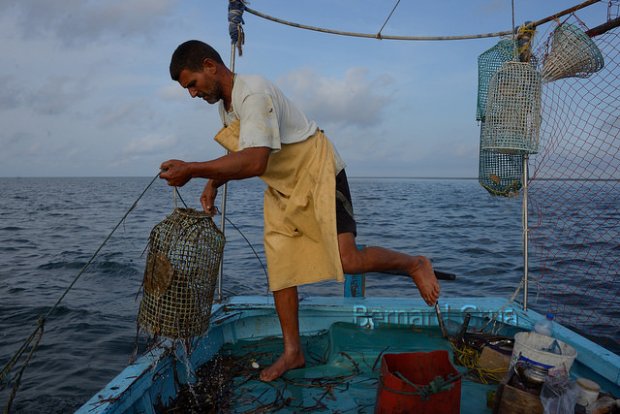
[0, 0, 611, 178]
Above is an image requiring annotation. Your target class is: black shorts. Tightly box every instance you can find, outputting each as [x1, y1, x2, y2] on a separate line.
[336, 170, 357, 236]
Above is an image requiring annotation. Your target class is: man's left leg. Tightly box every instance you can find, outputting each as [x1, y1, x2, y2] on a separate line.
[260, 286, 306, 381]
[333, 170, 439, 306]
[338, 232, 440, 306]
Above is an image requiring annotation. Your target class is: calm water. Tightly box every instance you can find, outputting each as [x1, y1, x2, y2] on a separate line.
[0, 177, 617, 412]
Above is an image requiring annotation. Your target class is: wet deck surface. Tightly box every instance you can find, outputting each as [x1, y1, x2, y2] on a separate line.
[163, 322, 505, 413]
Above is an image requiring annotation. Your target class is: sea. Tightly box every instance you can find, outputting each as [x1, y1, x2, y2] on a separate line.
[0, 176, 618, 412]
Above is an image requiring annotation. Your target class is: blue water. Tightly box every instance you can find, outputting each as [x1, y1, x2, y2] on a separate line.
[0, 177, 617, 412]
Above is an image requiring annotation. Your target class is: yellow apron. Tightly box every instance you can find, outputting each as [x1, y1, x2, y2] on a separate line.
[214, 120, 344, 291]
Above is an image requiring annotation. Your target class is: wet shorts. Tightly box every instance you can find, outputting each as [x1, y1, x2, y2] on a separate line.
[335, 170, 357, 236]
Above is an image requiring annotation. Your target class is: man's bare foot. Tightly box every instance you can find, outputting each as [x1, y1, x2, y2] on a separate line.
[409, 256, 440, 306]
[259, 350, 305, 381]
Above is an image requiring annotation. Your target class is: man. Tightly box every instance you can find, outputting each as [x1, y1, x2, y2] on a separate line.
[160, 40, 440, 381]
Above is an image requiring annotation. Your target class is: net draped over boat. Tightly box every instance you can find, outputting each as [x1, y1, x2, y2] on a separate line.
[527, 19, 619, 349]
[476, 14, 619, 348]
[138, 208, 225, 339]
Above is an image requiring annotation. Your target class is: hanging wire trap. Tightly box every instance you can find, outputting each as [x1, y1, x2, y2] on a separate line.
[477, 39, 516, 122]
[478, 123, 523, 197]
[480, 60, 542, 155]
[541, 23, 605, 82]
[138, 208, 225, 339]
[477, 36, 535, 196]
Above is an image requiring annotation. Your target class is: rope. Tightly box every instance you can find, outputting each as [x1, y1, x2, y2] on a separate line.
[0, 172, 160, 411]
[380, 371, 462, 400]
[482, 278, 524, 334]
[3, 319, 44, 414]
[512, 0, 517, 60]
[450, 343, 507, 384]
[228, 0, 246, 55]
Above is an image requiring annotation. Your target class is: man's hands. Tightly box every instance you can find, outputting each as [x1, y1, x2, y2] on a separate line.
[159, 160, 193, 187]
[159, 147, 270, 214]
[201, 179, 223, 216]
[160, 161, 223, 216]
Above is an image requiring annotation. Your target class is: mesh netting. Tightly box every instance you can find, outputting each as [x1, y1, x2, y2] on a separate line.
[528, 21, 620, 350]
[481, 61, 542, 155]
[138, 208, 225, 339]
[541, 23, 605, 82]
[477, 39, 515, 122]
[478, 122, 523, 197]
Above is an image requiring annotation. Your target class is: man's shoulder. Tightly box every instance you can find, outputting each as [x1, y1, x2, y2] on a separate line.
[236, 74, 277, 95]
[238, 74, 271, 85]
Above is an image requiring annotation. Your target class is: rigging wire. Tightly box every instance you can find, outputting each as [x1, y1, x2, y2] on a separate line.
[1, 173, 161, 413]
[244, 5, 512, 41]
[376, 0, 402, 39]
[243, 0, 602, 41]
[173, 189, 269, 288]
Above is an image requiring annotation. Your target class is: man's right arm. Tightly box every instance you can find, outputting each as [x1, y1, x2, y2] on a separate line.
[160, 146, 271, 187]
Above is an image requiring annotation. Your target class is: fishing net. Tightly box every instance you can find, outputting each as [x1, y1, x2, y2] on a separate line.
[477, 36, 538, 196]
[541, 23, 605, 82]
[480, 61, 542, 155]
[138, 208, 225, 339]
[475, 12, 619, 351]
[476, 39, 515, 122]
[527, 19, 620, 351]
[478, 123, 523, 197]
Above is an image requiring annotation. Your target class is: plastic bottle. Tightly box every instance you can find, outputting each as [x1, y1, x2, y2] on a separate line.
[534, 313, 554, 336]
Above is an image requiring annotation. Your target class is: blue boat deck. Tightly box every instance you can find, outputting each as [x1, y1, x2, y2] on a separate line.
[167, 321, 500, 413]
[76, 296, 620, 413]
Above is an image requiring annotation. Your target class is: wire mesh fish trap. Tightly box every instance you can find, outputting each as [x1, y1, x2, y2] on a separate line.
[541, 23, 604, 82]
[478, 123, 523, 197]
[477, 39, 515, 122]
[480, 61, 542, 155]
[138, 208, 225, 339]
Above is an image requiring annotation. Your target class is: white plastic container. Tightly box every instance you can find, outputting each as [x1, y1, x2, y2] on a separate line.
[510, 331, 578, 375]
[534, 313, 554, 336]
[576, 377, 600, 408]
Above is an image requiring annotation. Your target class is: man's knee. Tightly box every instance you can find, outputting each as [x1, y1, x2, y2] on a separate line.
[341, 253, 360, 275]
[339, 244, 362, 274]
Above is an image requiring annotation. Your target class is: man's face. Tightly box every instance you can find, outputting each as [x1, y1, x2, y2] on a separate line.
[178, 65, 221, 105]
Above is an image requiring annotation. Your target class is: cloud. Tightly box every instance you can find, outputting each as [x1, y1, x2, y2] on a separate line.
[26, 76, 85, 115]
[0, 131, 32, 154]
[123, 134, 179, 157]
[97, 99, 163, 130]
[0, 75, 22, 110]
[158, 83, 188, 102]
[277, 67, 394, 128]
[1, 0, 179, 45]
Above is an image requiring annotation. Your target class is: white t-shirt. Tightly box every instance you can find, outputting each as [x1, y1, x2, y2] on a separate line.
[219, 75, 345, 173]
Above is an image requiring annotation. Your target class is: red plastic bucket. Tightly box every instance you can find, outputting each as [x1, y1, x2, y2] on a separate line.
[375, 350, 461, 414]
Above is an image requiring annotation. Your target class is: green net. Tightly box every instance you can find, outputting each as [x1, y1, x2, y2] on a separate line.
[477, 40, 525, 196]
[138, 208, 225, 339]
[478, 123, 523, 197]
[480, 61, 542, 155]
[477, 39, 515, 122]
